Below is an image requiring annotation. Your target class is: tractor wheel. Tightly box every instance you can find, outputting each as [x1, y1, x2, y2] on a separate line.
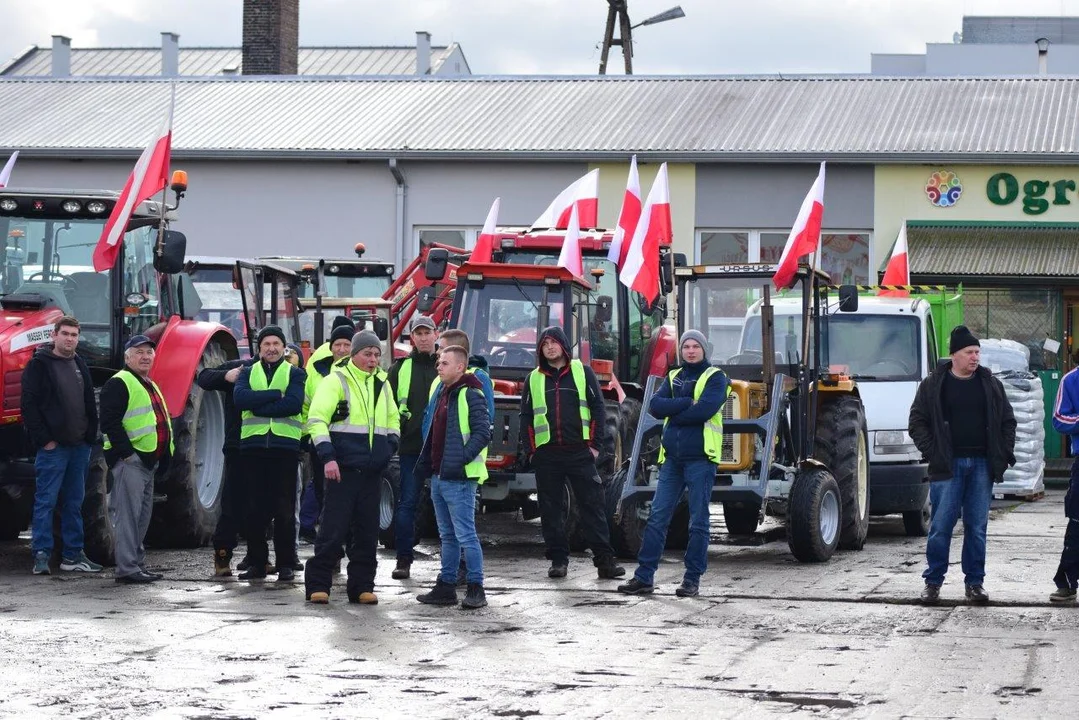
[82, 446, 115, 566]
[414, 480, 440, 540]
[616, 492, 648, 560]
[147, 341, 228, 547]
[563, 482, 586, 553]
[378, 458, 401, 548]
[0, 491, 27, 541]
[815, 395, 870, 551]
[787, 466, 842, 563]
[618, 396, 642, 449]
[722, 501, 760, 536]
[903, 495, 931, 537]
[605, 465, 629, 557]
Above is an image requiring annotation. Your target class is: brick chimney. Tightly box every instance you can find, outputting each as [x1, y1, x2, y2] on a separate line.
[242, 0, 299, 75]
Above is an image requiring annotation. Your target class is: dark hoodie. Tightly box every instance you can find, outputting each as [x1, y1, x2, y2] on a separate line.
[649, 357, 729, 463]
[416, 372, 491, 482]
[387, 346, 439, 455]
[21, 343, 98, 450]
[519, 326, 612, 462]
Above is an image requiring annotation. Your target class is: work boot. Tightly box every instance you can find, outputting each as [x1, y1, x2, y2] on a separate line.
[236, 555, 251, 572]
[548, 563, 568, 579]
[596, 558, 625, 580]
[214, 549, 233, 577]
[277, 567, 296, 582]
[675, 581, 699, 598]
[417, 580, 458, 606]
[391, 558, 411, 580]
[307, 591, 329, 604]
[617, 577, 654, 595]
[920, 584, 941, 606]
[461, 583, 488, 610]
[349, 592, 378, 605]
[965, 585, 989, 606]
[1050, 587, 1077, 604]
[32, 551, 50, 576]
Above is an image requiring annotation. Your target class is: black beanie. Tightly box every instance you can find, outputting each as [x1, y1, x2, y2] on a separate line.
[329, 324, 354, 345]
[331, 316, 356, 332]
[949, 325, 979, 354]
[256, 325, 286, 347]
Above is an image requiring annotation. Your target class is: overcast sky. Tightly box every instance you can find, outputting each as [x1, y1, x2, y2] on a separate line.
[2, 0, 1079, 75]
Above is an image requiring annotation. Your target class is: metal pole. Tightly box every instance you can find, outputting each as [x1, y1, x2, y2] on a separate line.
[619, 6, 634, 74]
[599, 2, 618, 75]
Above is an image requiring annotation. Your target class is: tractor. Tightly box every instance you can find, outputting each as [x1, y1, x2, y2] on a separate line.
[610, 262, 871, 562]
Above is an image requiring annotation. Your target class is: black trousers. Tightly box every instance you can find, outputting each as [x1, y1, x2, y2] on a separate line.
[310, 449, 326, 518]
[243, 452, 299, 568]
[1055, 459, 1079, 590]
[304, 467, 380, 597]
[534, 446, 614, 566]
[212, 451, 247, 553]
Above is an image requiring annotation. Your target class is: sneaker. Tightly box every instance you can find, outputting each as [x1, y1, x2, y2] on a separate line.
[1049, 587, 1077, 604]
[60, 552, 102, 573]
[392, 559, 412, 580]
[214, 549, 233, 577]
[277, 567, 296, 582]
[548, 564, 568, 579]
[417, 580, 459, 606]
[675, 581, 699, 598]
[965, 584, 990, 606]
[596, 560, 626, 580]
[461, 583, 487, 610]
[617, 578, 654, 595]
[920, 584, 941, 606]
[308, 591, 329, 604]
[32, 551, 50, 576]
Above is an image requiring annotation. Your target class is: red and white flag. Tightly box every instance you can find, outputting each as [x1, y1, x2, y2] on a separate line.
[557, 204, 584, 277]
[606, 155, 642, 272]
[878, 223, 910, 298]
[469, 197, 501, 264]
[773, 162, 826, 290]
[92, 103, 173, 272]
[0, 151, 19, 187]
[619, 162, 670, 303]
[530, 169, 599, 230]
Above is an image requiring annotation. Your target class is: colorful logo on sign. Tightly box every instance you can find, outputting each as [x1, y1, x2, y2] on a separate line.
[925, 171, 963, 207]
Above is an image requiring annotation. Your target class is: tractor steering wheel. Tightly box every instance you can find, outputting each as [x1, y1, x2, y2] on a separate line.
[25, 271, 78, 291]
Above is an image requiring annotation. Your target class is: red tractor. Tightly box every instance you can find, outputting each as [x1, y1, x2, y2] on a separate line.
[0, 181, 240, 561]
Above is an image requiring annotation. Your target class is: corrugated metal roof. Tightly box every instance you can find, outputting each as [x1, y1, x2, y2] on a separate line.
[0, 46, 462, 77]
[1, 76, 1079, 161]
[908, 223, 1079, 278]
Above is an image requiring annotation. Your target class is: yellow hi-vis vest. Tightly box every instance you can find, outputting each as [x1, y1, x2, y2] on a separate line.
[240, 362, 303, 443]
[308, 365, 398, 449]
[528, 359, 591, 448]
[658, 367, 731, 464]
[103, 370, 174, 455]
[456, 388, 489, 483]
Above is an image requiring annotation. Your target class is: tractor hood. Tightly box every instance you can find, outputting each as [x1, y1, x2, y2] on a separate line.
[0, 308, 65, 354]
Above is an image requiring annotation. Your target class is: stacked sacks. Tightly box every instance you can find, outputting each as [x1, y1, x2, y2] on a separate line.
[979, 339, 1045, 497]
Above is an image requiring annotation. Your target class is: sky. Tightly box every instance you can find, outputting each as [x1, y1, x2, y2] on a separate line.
[2, 0, 1079, 75]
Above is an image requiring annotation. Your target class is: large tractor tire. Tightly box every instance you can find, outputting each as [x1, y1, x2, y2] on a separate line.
[147, 341, 228, 547]
[787, 466, 842, 563]
[378, 458, 401, 548]
[82, 447, 115, 565]
[618, 396, 642, 450]
[722, 501, 760, 536]
[815, 394, 870, 551]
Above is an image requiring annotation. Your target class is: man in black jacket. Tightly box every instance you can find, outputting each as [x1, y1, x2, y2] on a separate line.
[519, 326, 622, 581]
[20, 316, 101, 575]
[909, 325, 1017, 606]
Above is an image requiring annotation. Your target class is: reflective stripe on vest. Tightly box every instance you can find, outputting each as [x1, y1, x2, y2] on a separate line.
[658, 367, 732, 464]
[327, 368, 396, 444]
[458, 389, 489, 483]
[528, 359, 591, 449]
[240, 362, 303, 442]
[103, 370, 174, 454]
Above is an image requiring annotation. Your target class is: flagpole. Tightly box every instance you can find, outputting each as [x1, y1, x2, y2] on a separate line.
[156, 84, 176, 261]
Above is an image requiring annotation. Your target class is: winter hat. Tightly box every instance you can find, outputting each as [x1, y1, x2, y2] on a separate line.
[679, 329, 708, 351]
[329, 324, 354, 345]
[331, 315, 356, 332]
[257, 325, 286, 347]
[351, 330, 381, 356]
[949, 325, 980, 354]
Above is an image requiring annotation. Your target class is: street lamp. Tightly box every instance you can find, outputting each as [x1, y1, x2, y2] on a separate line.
[599, 2, 687, 75]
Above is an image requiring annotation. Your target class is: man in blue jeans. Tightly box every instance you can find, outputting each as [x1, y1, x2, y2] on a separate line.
[414, 345, 491, 610]
[618, 330, 729, 598]
[21, 316, 102, 575]
[909, 325, 1016, 606]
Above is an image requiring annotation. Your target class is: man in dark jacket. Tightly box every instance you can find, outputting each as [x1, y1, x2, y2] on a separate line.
[387, 315, 439, 579]
[233, 325, 306, 582]
[619, 330, 729, 598]
[415, 345, 492, 610]
[519, 326, 623, 580]
[909, 325, 1016, 606]
[21, 316, 101, 575]
[198, 355, 256, 576]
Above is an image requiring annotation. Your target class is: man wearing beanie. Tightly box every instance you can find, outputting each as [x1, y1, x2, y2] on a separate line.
[620, 329, 729, 598]
[387, 315, 440, 579]
[909, 325, 1016, 606]
[233, 325, 307, 582]
[305, 330, 399, 605]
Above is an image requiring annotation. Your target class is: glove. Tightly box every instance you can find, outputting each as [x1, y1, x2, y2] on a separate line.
[330, 400, 349, 423]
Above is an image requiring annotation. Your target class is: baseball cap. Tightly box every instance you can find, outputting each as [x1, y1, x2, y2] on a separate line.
[124, 335, 156, 351]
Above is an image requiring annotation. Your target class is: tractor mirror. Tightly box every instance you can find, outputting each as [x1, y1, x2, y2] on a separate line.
[175, 272, 203, 320]
[152, 229, 187, 275]
[417, 286, 436, 313]
[837, 285, 859, 312]
[425, 248, 449, 281]
[672, 253, 688, 267]
[372, 316, 389, 341]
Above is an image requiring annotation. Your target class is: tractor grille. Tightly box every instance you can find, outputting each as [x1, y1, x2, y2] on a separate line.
[721, 392, 740, 465]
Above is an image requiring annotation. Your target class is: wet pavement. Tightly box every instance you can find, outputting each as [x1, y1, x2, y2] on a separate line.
[1, 491, 1077, 719]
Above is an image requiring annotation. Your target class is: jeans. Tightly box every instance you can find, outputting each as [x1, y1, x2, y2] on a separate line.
[394, 454, 421, 561]
[32, 444, 91, 556]
[923, 456, 993, 587]
[635, 458, 715, 586]
[305, 467, 380, 596]
[431, 476, 482, 585]
[534, 447, 615, 566]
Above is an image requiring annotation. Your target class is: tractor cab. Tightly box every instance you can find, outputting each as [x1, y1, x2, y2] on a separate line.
[232, 260, 307, 360]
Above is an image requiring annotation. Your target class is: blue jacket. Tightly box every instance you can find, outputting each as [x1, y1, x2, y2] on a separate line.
[1053, 367, 1079, 454]
[416, 373, 491, 482]
[648, 359, 729, 463]
[233, 359, 306, 452]
[422, 356, 495, 440]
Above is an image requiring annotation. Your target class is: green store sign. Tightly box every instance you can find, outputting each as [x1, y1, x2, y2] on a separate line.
[986, 171, 1079, 215]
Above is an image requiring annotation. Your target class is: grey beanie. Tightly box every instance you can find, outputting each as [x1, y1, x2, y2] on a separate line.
[679, 329, 708, 352]
[351, 330, 381, 356]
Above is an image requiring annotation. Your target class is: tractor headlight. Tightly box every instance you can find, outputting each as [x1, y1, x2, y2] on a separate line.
[61, 200, 82, 213]
[87, 200, 108, 214]
[0, 198, 17, 212]
[874, 430, 917, 455]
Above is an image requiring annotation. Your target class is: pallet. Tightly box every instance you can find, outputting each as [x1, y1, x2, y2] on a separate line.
[999, 490, 1045, 502]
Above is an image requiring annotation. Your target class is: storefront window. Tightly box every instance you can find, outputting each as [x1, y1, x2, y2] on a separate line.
[820, 233, 870, 285]
[759, 233, 788, 265]
[699, 232, 748, 264]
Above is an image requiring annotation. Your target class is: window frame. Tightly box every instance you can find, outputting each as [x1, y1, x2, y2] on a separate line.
[696, 228, 875, 283]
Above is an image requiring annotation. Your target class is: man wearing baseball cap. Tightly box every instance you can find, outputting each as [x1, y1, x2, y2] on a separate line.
[100, 335, 173, 584]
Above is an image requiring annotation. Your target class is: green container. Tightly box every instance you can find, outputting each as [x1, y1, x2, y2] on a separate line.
[1041, 369, 1063, 460]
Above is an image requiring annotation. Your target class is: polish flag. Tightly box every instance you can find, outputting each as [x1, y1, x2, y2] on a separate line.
[619, 162, 670, 303]
[469, 197, 501, 264]
[0, 151, 18, 187]
[92, 104, 173, 272]
[606, 155, 642, 272]
[879, 224, 910, 298]
[556, 204, 584, 277]
[530, 169, 599, 230]
[773, 162, 826, 290]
